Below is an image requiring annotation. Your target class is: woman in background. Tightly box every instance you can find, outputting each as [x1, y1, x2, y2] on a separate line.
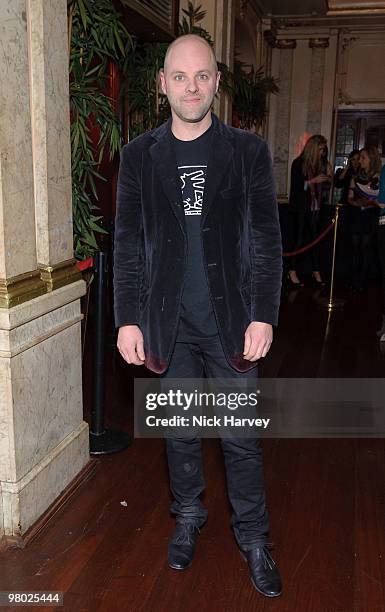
[334, 149, 361, 204]
[288, 134, 332, 286]
[348, 146, 381, 292]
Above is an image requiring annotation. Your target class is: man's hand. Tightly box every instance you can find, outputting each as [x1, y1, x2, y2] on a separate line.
[243, 322, 273, 362]
[117, 325, 145, 365]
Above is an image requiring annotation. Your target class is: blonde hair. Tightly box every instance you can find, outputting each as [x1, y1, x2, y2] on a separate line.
[360, 145, 382, 177]
[301, 134, 328, 178]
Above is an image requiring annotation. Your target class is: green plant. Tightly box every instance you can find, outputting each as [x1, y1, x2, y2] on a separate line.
[233, 59, 279, 130]
[67, 0, 132, 260]
[125, 40, 169, 139]
[179, 2, 212, 41]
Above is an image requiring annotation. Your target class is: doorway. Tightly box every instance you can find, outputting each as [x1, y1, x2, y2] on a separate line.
[334, 110, 385, 170]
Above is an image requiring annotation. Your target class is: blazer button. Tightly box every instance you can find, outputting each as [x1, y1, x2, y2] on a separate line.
[202, 227, 211, 232]
[214, 296, 223, 300]
[207, 262, 217, 267]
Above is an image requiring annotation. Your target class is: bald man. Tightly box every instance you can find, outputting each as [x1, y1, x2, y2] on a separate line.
[114, 35, 283, 598]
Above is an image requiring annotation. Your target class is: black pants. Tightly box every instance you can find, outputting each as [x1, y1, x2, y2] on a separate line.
[351, 233, 373, 289]
[378, 225, 385, 312]
[350, 209, 378, 289]
[289, 209, 321, 272]
[160, 334, 269, 551]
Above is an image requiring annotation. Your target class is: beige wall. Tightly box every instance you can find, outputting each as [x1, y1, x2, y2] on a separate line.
[338, 30, 385, 109]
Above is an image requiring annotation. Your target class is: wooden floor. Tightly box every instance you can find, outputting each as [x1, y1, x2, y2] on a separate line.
[1, 280, 385, 611]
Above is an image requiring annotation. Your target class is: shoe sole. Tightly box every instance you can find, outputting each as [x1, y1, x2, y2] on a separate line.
[168, 561, 192, 570]
[240, 551, 282, 598]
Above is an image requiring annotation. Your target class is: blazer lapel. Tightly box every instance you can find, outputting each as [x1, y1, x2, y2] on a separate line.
[150, 123, 186, 235]
[201, 117, 233, 224]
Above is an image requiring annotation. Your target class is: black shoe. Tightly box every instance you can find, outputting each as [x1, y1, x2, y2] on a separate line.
[312, 276, 326, 287]
[286, 272, 304, 288]
[241, 545, 282, 598]
[168, 519, 201, 570]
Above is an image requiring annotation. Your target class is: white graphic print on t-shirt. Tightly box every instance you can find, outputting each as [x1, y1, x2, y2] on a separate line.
[178, 165, 206, 215]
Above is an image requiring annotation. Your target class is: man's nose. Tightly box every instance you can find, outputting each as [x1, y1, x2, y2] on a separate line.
[186, 78, 199, 93]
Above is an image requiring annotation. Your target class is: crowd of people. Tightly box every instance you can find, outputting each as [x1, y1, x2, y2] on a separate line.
[287, 135, 385, 340]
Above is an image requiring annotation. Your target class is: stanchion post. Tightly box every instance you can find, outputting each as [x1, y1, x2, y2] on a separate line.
[328, 205, 339, 309]
[320, 205, 344, 311]
[89, 251, 131, 455]
[91, 251, 107, 435]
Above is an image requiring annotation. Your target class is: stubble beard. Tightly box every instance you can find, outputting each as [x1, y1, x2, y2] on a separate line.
[171, 96, 214, 124]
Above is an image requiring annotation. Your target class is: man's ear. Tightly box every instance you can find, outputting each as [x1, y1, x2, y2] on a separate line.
[159, 69, 167, 95]
[216, 71, 221, 94]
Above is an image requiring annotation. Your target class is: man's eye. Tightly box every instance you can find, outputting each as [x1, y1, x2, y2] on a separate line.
[175, 75, 184, 81]
[198, 74, 208, 80]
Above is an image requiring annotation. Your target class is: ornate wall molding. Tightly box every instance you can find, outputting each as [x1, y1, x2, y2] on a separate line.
[0, 271, 46, 309]
[309, 38, 330, 48]
[39, 260, 82, 293]
[0, 260, 82, 308]
[264, 31, 297, 48]
[337, 30, 385, 105]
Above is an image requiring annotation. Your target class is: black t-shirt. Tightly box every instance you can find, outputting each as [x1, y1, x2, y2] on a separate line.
[172, 124, 218, 341]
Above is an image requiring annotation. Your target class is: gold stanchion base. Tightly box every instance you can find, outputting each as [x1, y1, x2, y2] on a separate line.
[317, 296, 345, 310]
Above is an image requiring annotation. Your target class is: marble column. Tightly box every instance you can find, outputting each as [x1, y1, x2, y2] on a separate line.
[307, 42, 328, 136]
[273, 44, 295, 198]
[0, 0, 89, 544]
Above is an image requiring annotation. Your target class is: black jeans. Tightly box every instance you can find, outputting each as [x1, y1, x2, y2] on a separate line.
[160, 334, 269, 551]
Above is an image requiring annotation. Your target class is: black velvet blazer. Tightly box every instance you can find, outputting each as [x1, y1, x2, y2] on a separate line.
[113, 114, 282, 373]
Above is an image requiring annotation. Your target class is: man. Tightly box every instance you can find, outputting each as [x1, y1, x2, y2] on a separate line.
[114, 34, 283, 598]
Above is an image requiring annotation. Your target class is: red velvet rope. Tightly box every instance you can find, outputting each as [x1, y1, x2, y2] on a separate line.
[282, 219, 335, 258]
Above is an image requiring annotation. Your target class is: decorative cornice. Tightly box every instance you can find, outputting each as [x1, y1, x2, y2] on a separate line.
[0, 270, 46, 308]
[0, 260, 82, 308]
[309, 38, 330, 48]
[264, 31, 297, 48]
[327, 0, 385, 16]
[239, 0, 248, 20]
[338, 88, 353, 104]
[38, 259, 82, 292]
[276, 38, 297, 49]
